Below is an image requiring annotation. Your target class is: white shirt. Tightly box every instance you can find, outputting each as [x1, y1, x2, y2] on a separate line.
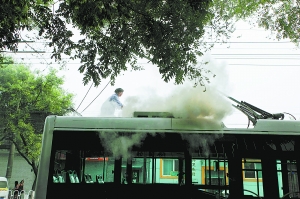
[100, 94, 123, 117]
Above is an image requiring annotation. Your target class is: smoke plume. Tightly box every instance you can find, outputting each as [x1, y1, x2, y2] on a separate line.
[98, 131, 148, 159]
[181, 133, 223, 156]
[119, 57, 233, 155]
[100, 55, 233, 157]
[122, 85, 232, 123]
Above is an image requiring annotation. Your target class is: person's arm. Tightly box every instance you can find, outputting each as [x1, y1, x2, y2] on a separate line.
[110, 94, 123, 108]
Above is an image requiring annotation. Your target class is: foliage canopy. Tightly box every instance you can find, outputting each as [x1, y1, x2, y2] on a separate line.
[0, 0, 299, 86]
[0, 58, 73, 188]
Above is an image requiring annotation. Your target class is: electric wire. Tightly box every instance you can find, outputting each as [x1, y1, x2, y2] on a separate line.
[212, 53, 300, 55]
[3, 41, 294, 45]
[229, 64, 300, 66]
[18, 34, 52, 71]
[283, 112, 297, 120]
[7, 53, 300, 59]
[76, 82, 93, 111]
[3, 61, 300, 66]
[80, 80, 111, 114]
[215, 58, 300, 59]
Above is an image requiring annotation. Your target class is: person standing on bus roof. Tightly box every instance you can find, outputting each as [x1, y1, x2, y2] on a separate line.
[100, 88, 124, 117]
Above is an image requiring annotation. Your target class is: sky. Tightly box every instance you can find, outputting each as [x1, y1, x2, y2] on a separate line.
[5, 20, 300, 128]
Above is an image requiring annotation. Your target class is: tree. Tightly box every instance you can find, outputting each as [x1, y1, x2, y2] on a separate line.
[0, 0, 299, 87]
[0, 60, 73, 189]
[0, 0, 53, 51]
[256, 0, 300, 44]
[212, 0, 300, 44]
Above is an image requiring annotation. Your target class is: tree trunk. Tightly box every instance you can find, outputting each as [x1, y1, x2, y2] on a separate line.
[31, 163, 38, 190]
[5, 142, 15, 180]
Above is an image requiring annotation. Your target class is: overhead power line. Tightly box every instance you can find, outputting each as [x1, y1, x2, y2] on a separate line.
[80, 80, 112, 114]
[208, 41, 292, 43]
[2, 51, 46, 53]
[2, 41, 293, 45]
[76, 82, 93, 111]
[215, 58, 300, 59]
[214, 47, 300, 49]
[213, 54, 300, 55]
[229, 64, 300, 66]
[8, 53, 300, 60]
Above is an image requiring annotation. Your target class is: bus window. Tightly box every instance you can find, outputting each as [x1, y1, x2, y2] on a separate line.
[277, 160, 300, 198]
[277, 160, 284, 198]
[51, 149, 117, 184]
[156, 152, 184, 184]
[118, 152, 185, 184]
[53, 150, 67, 183]
[121, 157, 151, 184]
[54, 150, 66, 170]
[191, 155, 228, 186]
[242, 158, 264, 197]
[84, 156, 114, 183]
[287, 160, 300, 198]
[191, 153, 229, 197]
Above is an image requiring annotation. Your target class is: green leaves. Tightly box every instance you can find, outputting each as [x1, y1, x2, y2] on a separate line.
[0, 59, 73, 185]
[0, 0, 52, 51]
[1, 0, 299, 88]
[37, 0, 217, 86]
[256, 0, 300, 45]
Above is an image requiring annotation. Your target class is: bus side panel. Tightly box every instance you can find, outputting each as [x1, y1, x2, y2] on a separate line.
[35, 116, 56, 199]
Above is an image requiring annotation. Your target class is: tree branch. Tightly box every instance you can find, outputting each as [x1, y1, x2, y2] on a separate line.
[12, 140, 35, 169]
[0, 127, 7, 141]
[19, 132, 29, 154]
[118, 1, 150, 19]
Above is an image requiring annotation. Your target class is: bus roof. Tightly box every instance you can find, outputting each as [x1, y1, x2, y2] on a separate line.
[44, 115, 300, 135]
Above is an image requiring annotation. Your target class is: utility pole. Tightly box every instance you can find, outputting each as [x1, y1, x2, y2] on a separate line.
[6, 142, 15, 180]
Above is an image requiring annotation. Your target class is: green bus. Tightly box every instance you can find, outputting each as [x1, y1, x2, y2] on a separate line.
[35, 113, 300, 199]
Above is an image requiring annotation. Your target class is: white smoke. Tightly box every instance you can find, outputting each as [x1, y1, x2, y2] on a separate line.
[98, 131, 148, 159]
[101, 55, 233, 157]
[122, 85, 232, 124]
[181, 133, 223, 156]
[121, 55, 233, 124]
